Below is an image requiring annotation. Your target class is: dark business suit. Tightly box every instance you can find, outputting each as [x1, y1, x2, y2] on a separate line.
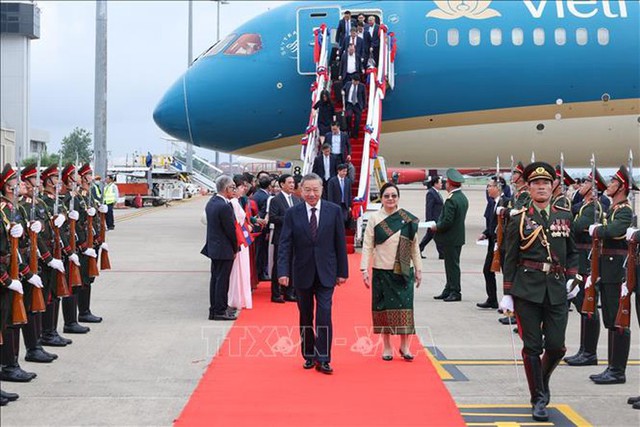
[268, 191, 301, 300]
[252, 188, 270, 279]
[201, 195, 238, 316]
[364, 24, 380, 65]
[419, 186, 444, 257]
[339, 52, 363, 83]
[335, 18, 356, 47]
[340, 34, 364, 58]
[327, 175, 352, 224]
[278, 201, 348, 363]
[312, 153, 338, 197]
[324, 131, 351, 164]
[343, 81, 366, 138]
[482, 195, 507, 304]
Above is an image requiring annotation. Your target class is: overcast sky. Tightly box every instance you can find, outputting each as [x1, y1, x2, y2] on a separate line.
[30, 0, 285, 162]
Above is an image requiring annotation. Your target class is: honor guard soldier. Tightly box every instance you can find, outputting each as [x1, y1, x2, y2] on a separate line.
[564, 168, 606, 366]
[587, 166, 635, 384]
[623, 228, 640, 409]
[552, 165, 574, 210]
[431, 168, 469, 302]
[76, 163, 105, 323]
[500, 162, 578, 422]
[0, 164, 38, 383]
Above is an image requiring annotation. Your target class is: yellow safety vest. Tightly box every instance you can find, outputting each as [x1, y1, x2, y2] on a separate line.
[103, 183, 117, 204]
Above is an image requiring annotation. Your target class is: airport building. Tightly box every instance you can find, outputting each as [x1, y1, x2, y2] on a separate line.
[0, 1, 41, 162]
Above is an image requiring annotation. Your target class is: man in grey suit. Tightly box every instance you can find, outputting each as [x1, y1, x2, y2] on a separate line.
[201, 176, 238, 320]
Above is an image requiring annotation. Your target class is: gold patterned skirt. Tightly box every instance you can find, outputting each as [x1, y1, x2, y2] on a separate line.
[371, 268, 415, 335]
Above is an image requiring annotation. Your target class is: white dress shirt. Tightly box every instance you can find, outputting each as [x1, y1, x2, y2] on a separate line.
[347, 53, 356, 73]
[331, 133, 342, 155]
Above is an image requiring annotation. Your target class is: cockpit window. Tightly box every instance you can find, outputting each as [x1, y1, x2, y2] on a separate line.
[224, 34, 262, 56]
[195, 34, 236, 62]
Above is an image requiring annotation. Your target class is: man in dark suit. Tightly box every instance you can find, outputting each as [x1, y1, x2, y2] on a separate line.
[339, 43, 363, 84]
[343, 74, 366, 138]
[312, 144, 338, 197]
[324, 122, 351, 164]
[201, 175, 238, 321]
[340, 27, 364, 59]
[431, 169, 469, 302]
[364, 15, 380, 66]
[335, 10, 355, 47]
[268, 174, 301, 303]
[251, 177, 271, 281]
[278, 173, 349, 374]
[477, 177, 506, 309]
[327, 164, 352, 226]
[419, 176, 444, 259]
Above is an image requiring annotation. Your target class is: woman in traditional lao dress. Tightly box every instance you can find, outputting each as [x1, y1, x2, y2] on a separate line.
[228, 176, 253, 310]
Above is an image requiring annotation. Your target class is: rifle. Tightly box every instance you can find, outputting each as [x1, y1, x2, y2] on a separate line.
[560, 152, 566, 194]
[52, 164, 70, 298]
[10, 168, 27, 325]
[68, 171, 82, 287]
[99, 208, 111, 270]
[490, 156, 502, 273]
[582, 154, 599, 317]
[29, 156, 46, 312]
[86, 197, 100, 278]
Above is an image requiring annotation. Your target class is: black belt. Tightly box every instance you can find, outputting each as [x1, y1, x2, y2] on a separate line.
[601, 249, 628, 256]
[519, 260, 564, 274]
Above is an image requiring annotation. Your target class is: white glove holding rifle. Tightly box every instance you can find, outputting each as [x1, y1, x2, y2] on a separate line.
[8, 280, 23, 294]
[47, 258, 65, 273]
[28, 274, 43, 289]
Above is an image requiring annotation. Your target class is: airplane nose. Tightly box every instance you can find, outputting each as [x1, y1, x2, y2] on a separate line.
[153, 76, 192, 143]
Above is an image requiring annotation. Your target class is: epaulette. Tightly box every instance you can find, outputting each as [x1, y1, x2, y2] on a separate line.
[510, 207, 526, 217]
[612, 202, 631, 212]
[554, 205, 570, 212]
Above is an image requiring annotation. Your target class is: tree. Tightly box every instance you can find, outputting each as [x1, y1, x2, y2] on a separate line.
[59, 127, 93, 165]
[21, 153, 59, 167]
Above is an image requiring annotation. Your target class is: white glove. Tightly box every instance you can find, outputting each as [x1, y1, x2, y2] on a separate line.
[9, 223, 24, 238]
[86, 207, 97, 217]
[588, 223, 601, 237]
[620, 282, 629, 298]
[584, 275, 592, 290]
[626, 228, 638, 241]
[99, 204, 108, 213]
[27, 274, 43, 289]
[54, 214, 66, 228]
[47, 258, 66, 273]
[83, 248, 98, 258]
[566, 279, 579, 300]
[8, 280, 23, 295]
[496, 206, 505, 216]
[68, 210, 80, 221]
[499, 295, 514, 314]
[100, 242, 109, 252]
[29, 221, 42, 234]
[69, 253, 81, 266]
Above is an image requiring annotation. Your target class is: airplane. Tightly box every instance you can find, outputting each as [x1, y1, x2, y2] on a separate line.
[153, 0, 640, 168]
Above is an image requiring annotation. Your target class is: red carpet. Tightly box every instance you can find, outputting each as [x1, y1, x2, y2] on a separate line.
[176, 254, 464, 426]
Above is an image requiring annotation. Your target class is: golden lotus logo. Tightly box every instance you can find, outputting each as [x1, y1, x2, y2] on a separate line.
[426, 0, 502, 20]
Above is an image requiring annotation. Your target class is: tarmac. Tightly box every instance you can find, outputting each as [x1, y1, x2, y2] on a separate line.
[1, 186, 638, 426]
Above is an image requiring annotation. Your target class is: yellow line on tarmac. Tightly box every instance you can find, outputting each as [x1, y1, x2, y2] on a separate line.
[466, 423, 553, 426]
[553, 404, 592, 427]
[424, 347, 453, 380]
[461, 413, 538, 417]
[440, 360, 639, 366]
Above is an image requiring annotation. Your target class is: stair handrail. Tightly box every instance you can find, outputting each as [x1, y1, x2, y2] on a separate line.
[352, 24, 389, 221]
[301, 24, 331, 175]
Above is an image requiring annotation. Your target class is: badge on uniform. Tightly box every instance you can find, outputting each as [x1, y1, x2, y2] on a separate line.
[550, 219, 570, 238]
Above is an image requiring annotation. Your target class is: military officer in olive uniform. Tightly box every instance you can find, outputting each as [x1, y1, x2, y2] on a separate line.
[500, 162, 578, 422]
[564, 168, 606, 366]
[551, 165, 574, 210]
[624, 228, 640, 409]
[431, 168, 469, 302]
[587, 166, 636, 384]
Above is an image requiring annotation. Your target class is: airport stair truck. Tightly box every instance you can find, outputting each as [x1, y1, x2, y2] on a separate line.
[301, 23, 395, 253]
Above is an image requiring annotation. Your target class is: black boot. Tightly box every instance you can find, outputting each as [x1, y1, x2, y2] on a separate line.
[566, 314, 599, 366]
[23, 313, 57, 363]
[593, 329, 629, 384]
[628, 396, 640, 405]
[522, 352, 548, 421]
[590, 329, 613, 381]
[0, 389, 19, 401]
[62, 293, 90, 334]
[541, 348, 566, 405]
[78, 286, 102, 323]
[0, 329, 37, 382]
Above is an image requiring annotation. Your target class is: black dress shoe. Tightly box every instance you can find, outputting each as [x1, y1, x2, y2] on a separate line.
[284, 295, 297, 302]
[565, 352, 597, 366]
[532, 398, 549, 421]
[499, 316, 517, 325]
[316, 362, 333, 374]
[303, 359, 315, 369]
[0, 366, 37, 382]
[476, 300, 498, 309]
[78, 312, 103, 323]
[212, 313, 237, 321]
[627, 396, 640, 405]
[64, 323, 90, 334]
[271, 297, 285, 304]
[420, 253, 426, 259]
[438, 255, 445, 260]
[592, 368, 625, 384]
[633, 401, 640, 410]
[382, 354, 393, 361]
[51, 331, 73, 345]
[443, 294, 461, 302]
[399, 348, 414, 361]
[0, 396, 7, 406]
[0, 390, 19, 401]
[25, 348, 56, 363]
[589, 367, 610, 381]
[433, 292, 450, 300]
[40, 347, 58, 360]
[40, 333, 69, 347]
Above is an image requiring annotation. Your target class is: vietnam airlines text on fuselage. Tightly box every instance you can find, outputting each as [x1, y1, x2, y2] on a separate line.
[152, 1, 640, 168]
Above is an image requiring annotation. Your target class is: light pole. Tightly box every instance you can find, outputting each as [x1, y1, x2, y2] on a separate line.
[185, 0, 194, 173]
[213, 1, 229, 167]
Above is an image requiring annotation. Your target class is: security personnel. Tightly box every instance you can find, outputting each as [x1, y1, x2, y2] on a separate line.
[500, 162, 578, 422]
[564, 168, 606, 366]
[431, 168, 469, 302]
[587, 165, 635, 384]
[103, 175, 118, 230]
[551, 165, 574, 210]
[624, 228, 640, 409]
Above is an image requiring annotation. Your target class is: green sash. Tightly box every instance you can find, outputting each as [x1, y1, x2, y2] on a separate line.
[374, 209, 419, 281]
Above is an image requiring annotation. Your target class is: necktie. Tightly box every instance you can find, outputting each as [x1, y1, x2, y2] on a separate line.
[310, 208, 318, 240]
[340, 179, 344, 203]
[287, 195, 293, 207]
[540, 209, 548, 226]
[350, 85, 356, 104]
